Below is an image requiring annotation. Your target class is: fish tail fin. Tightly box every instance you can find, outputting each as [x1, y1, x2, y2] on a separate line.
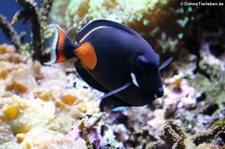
[44, 24, 79, 65]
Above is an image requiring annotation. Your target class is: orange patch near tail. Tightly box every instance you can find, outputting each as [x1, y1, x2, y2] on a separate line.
[56, 27, 67, 63]
[74, 42, 97, 70]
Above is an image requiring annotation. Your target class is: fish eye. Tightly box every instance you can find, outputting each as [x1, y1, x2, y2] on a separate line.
[136, 56, 147, 69]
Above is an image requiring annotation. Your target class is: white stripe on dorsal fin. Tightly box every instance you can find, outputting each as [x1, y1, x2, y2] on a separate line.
[76, 19, 139, 43]
[78, 26, 112, 43]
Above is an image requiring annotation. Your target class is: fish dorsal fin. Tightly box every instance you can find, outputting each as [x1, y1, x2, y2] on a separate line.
[76, 19, 139, 43]
[74, 42, 97, 70]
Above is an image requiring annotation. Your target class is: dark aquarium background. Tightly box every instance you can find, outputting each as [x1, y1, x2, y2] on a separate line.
[0, 0, 225, 148]
[0, 0, 41, 44]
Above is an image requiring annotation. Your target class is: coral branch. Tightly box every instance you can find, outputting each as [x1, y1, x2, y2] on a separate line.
[160, 120, 186, 149]
[40, 0, 54, 24]
[192, 127, 222, 146]
[193, 118, 225, 146]
[161, 119, 225, 148]
[40, 0, 54, 43]
[0, 14, 21, 50]
[14, 0, 54, 62]
[11, 10, 30, 26]
[16, 0, 42, 60]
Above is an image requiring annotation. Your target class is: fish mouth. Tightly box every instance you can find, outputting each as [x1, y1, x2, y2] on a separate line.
[154, 87, 164, 99]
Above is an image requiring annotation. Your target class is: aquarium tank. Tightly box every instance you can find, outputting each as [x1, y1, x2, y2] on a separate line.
[0, 0, 225, 148]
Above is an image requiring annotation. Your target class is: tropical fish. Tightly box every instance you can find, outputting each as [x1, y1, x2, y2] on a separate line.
[45, 19, 172, 111]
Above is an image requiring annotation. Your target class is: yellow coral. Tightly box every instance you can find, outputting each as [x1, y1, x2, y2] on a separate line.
[0, 44, 8, 54]
[39, 92, 52, 101]
[54, 98, 67, 108]
[37, 91, 52, 101]
[0, 44, 16, 54]
[14, 81, 29, 93]
[16, 133, 25, 143]
[61, 94, 77, 105]
[3, 104, 20, 120]
[8, 53, 22, 63]
[0, 44, 100, 148]
[6, 81, 15, 91]
[0, 69, 8, 79]
[19, 127, 87, 149]
[10, 98, 56, 135]
[77, 106, 87, 113]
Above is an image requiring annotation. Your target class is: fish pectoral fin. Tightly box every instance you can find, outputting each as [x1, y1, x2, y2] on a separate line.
[159, 57, 173, 70]
[74, 42, 97, 70]
[100, 82, 132, 100]
[112, 106, 128, 112]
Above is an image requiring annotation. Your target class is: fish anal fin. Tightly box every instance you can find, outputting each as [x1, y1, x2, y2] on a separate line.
[74, 42, 97, 70]
[100, 96, 131, 112]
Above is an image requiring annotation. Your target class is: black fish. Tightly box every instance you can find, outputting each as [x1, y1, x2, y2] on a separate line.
[45, 19, 172, 111]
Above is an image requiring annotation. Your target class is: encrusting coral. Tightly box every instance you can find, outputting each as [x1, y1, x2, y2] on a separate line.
[0, 44, 119, 148]
[160, 120, 225, 149]
[189, 47, 225, 105]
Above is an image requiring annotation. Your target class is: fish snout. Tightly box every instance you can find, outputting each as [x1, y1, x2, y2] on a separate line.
[154, 87, 164, 98]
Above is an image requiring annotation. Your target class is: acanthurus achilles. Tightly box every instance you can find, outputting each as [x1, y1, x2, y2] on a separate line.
[45, 19, 172, 112]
